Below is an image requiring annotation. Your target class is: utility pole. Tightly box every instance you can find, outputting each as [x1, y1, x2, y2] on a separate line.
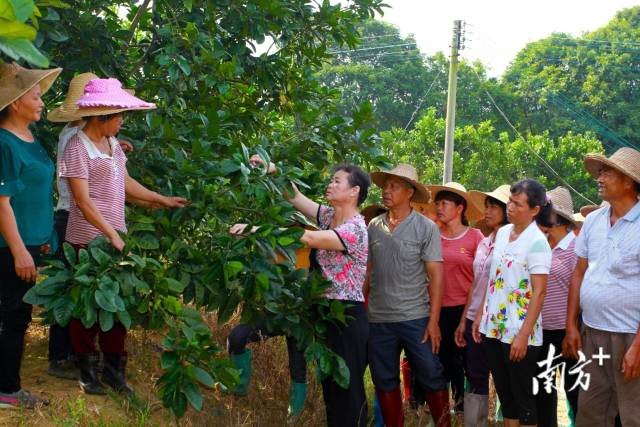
[442, 20, 464, 184]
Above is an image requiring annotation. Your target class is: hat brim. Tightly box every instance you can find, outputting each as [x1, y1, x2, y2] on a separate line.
[584, 153, 640, 184]
[0, 67, 62, 111]
[48, 88, 136, 123]
[579, 204, 600, 218]
[553, 207, 578, 225]
[371, 171, 431, 203]
[429, 185, 484, 222]
[75, 104, 156, 118]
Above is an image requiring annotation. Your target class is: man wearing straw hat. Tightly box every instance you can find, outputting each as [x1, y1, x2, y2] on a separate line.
[367, 164, 450, 427]
[0, 62, 61, 408]
[563, 147, 640, 426]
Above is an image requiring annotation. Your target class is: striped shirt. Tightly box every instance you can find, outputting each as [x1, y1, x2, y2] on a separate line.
[576, 202, 640, 334]
[541, 232, 577, 330]
[466, 233, 495, 322]
[60, 131, 127, 245]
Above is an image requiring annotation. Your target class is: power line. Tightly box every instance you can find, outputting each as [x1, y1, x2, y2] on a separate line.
[328, 42, 417, 55]
[465, 60, 596, 205]
[403, 68, 445, 130]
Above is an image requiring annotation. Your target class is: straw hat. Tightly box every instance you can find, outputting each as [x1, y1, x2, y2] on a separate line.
[360, 204, 387, 225]
[584, 147, 640, 184]
[428, 182, 484, 222]
[579, 201, 609, 218]
[469, 184, 511, 212]
[47, 72, 98, 122]
[371, 164, 431, 203]
[573, 213, 585, 224]
[48, 73, 137, 122]
[546, 186, 576, 225]
[74, 78, 155, 117]
[0, 62, 62, 111]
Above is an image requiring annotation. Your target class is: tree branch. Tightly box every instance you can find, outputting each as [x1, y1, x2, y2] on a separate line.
[126, 0, 153, 48]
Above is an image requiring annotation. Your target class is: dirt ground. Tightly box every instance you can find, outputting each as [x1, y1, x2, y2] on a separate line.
[2, 314, 572, 426]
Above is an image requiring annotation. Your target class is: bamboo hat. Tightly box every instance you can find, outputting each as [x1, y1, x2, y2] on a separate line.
[469, 184, 511, 211]
[546, 186, 576, 225]
[428, 181, 484, 222]
[584, 147, 640, 184]
[360, 204, 387, 225]
[579, 201, 609, 218]
[48, 73, 137, 122]
[0, 62, 62, 112]
[371, 163, 431, 203]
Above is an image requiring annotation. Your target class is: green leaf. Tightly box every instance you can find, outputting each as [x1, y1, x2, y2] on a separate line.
[90, 247, 111, 266]
[0, 37, 48, 67]
[177, 56, 191, 75]
[160, 351, 178, 369]
[95, 289, 118, 312]
[116, 310, 132, 329]
[129, 254, 146, 268]
[99, 309, 114, 332]
[183, 0, 192, 12]
[193, 367, 214, 387]
[63, 242, 76, 265]
[52, 297, 74, 326]
[166, 278, 186, 293]
[138, 234, 159, 250]
[182, 380, 203, 411]
[78, 248, 90, 264]
[277, 236, 296, 246]
[9, 0, 34, 21]
[224, 260, 243, 278]
[0, 20, 35, 39]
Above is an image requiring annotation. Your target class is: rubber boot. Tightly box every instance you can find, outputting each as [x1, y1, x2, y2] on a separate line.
[400, 357, 412, 404]
[102, 352, 134, 395]
[287, 382, 307, 417]
[376, 387, 404, 427]
[230, 349, 252, 396]
[425, 390, 451, 427]
[463, 392, 488, 427]
[373, 393, 385, 427]
[77, 352, 106, 395]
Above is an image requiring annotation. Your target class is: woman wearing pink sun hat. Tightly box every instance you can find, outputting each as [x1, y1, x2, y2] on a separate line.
[60, 77, 188, 396]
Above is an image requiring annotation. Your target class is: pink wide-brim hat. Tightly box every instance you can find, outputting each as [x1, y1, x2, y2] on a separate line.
[75, 78, 155, 117]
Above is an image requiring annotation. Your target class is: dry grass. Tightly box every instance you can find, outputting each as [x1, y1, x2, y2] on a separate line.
[4, 312, 571, 426]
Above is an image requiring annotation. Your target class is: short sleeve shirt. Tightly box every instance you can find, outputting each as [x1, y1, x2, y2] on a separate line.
[368, 210, 443, 323]
[60, 131, 127, 245]
[466, 233, 496, 322]
[479, 222, 552, 346]
[541, 233, 577, 330]
[315, 205, 368, 302]
[441, 227, 485, 307]
[575, 203, 640, 334]
[0, 128, 55, 247]
[55, 123, 84, 211]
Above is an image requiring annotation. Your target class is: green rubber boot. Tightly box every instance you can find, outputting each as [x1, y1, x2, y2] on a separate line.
[287, 382, 307, 417]
[230, 350, 252, 396]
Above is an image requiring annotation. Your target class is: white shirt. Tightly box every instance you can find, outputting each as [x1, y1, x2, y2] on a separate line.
[55, 123, 83, 211]
[479, 222, 552, 346]
[576, 202, 640, 334]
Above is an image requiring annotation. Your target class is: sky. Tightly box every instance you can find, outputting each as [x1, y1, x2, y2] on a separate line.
[379, 0, 640, 77]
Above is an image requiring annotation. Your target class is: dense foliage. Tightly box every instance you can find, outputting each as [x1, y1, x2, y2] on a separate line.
[2, 0, 388, 419]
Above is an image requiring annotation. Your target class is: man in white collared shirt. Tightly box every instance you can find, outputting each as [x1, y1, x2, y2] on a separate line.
[564, 147, 640, 427]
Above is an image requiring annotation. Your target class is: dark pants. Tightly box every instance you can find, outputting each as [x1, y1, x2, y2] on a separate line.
[227, 319, 306, 383]
[322, 301, 369, 427]
[439, 305, 466, 411]
[69, 319, 127, 354]
[369, 317, 447, 394]
[483, 337, 541, 425]
[463, 318, 489, 395]
[48, 210, 74, 362]
[0, 246, 40, 393]
[536, 329, 579, 427]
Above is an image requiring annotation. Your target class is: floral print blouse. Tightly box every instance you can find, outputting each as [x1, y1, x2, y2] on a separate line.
[479, 222, 552, 346]
[314, 205, 368, 302]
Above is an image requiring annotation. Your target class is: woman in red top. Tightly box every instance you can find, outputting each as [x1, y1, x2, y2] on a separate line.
[428, 182, 484, 418]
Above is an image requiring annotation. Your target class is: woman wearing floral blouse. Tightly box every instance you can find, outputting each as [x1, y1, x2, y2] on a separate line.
[472, 179, 553, 427]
